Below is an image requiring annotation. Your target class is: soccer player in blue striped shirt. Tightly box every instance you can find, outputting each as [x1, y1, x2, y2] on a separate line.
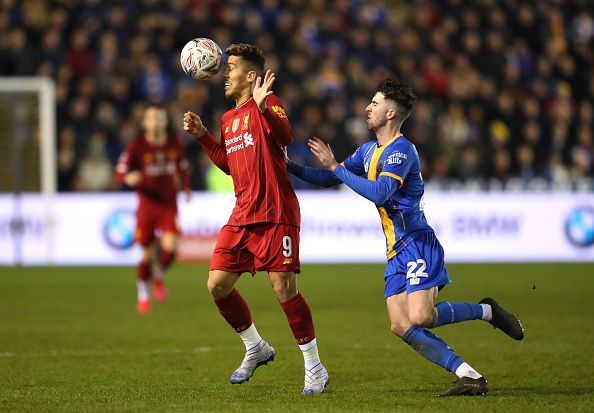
[288, 79, 524, 396]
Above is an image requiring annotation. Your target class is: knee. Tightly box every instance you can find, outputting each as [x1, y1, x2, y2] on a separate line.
[207, 274, 232, 299]
[408, 309, 434, 328]
[390, 320, 410, 338]
[161, 234, 177, 252]
[270, 278, 296, 302]
[141, 247, 151, 262]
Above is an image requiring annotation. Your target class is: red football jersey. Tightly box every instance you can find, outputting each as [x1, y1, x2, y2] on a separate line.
[199, 94, 300, 226]
[115, 135, 190, 208]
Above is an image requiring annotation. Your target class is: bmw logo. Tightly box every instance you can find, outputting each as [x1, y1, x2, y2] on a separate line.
[565, 206, 594, 248]
[103, 209, 136, 250]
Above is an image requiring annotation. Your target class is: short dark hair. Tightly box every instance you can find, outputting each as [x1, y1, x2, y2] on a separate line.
[226, 43, 265, 75]
[377, 79, 418, 122]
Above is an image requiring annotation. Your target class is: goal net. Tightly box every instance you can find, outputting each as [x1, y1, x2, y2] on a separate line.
[0, 77, 56, 265]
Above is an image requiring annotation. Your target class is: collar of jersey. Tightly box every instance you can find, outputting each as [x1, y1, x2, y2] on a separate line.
[235, 97, 254, 109]
[376, 132, 403, 148]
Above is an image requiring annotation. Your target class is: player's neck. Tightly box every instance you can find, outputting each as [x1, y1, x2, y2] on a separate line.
[375, 125, 400, 146]
[146, 132, 166, 146]
[235, 88, 253, 107]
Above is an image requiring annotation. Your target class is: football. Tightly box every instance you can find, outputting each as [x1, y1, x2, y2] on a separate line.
[180, 37, 223, 80]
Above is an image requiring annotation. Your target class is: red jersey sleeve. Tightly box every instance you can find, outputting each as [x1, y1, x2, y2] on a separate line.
[198, 129, 230, 175]
[115, 140, 138, 182]
[176, 139, 191, 190]
[262, 94, 292, 146]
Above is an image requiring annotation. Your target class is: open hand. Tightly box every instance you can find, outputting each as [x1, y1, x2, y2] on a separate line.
[253, 70, 275, 113]
[308, 137, 339, 171]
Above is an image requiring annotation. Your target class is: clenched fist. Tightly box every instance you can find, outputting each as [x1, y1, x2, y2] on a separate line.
[183, 111, 207, 138]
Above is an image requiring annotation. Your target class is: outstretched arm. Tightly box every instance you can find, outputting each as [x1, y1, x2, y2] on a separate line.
[115, 142, 143, 188]
[308, 137, 398, 205]
[332, 166, 398, 205]
[287, 160, 341, 188]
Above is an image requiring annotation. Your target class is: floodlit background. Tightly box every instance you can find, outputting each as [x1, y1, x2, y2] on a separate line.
[0, 1, 593, 412]
[1, 0, 593, 264]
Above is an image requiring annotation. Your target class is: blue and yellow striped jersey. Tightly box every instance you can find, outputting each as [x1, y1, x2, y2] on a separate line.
[340, 134, 433, 259]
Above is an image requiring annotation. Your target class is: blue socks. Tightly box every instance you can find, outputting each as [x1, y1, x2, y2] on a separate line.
[433, 302, 483, 327]
[402, 325, 464, 373]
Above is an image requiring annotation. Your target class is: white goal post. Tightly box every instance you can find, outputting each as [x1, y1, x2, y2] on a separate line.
[0, 77, 56, 264]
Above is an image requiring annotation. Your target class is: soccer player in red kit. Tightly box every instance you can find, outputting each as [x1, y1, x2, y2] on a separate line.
[116, 103, 191, 313]
[183, 44, 329, 395]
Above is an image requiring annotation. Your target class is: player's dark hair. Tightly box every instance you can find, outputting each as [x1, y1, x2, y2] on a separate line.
[377, 79, 418, 122]
[226, 43, 265, 75]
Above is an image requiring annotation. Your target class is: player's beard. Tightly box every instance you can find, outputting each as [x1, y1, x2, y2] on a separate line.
[367, 117, 378, 131]
[367, 114, 387, 131]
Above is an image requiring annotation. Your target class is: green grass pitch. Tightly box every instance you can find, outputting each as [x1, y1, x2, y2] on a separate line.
[1, 263, 593, 412]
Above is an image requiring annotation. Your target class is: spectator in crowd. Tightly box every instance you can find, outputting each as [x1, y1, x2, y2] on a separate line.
[74, 131, 116, 191]
[0, 0, 592, 191]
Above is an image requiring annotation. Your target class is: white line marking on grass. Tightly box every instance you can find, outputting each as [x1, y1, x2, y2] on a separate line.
[0, 352, 15, 357]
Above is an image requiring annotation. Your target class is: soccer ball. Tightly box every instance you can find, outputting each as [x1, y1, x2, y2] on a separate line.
[180, 38, 223, 80]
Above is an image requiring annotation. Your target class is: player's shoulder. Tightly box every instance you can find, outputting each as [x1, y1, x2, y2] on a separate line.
[357, 140, 376, 156]
[266, 93, 284, 106]
[389, 135, 416, 154]
[384, 136, 419, 164]
[127, 135, 146, 150]
[264, 94, 288, 120]
[221, 105, 236, 121]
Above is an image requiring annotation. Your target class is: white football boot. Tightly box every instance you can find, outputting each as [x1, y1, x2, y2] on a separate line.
[230, 339, 276, 384]
[302, 363, 329, 395]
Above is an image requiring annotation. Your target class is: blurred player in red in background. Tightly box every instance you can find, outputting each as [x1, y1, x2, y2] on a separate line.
[116, 103, 191, 314]
[183, 44, 329, 395]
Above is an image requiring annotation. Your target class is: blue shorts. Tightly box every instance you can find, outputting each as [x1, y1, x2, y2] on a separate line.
[384, 231, 451, 299]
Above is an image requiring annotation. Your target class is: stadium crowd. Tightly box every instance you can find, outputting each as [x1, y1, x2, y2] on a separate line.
[0, 0, 593, 191]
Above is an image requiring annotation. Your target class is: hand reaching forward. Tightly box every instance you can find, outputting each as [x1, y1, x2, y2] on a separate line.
[124, 171, 142, 188]
[253, 70, 275, 113]
[308, 137, 339, 171]
[183, 111, 207, 139]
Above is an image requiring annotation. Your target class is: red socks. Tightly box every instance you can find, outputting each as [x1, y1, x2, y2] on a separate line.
[137, 260, 151, 281]
[214, 289, 316, 345]
[281, 293, 316, 345]
[214, 289, 252, 333]
[159, 251, 175, 270]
